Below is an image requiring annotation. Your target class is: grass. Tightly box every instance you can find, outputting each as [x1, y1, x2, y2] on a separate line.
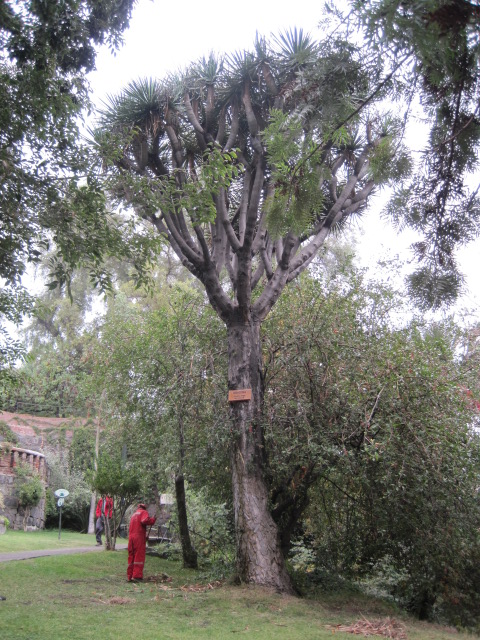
[0, 544, 474, 640]
[0, 529, 99, 553]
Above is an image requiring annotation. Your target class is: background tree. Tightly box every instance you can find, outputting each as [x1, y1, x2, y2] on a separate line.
[90, 451, 141, 550]
[0, 267, 101, 416]
[43, 424, 96, 532]
[94, 29, 411, 591]
[45, 448, 93, 532]
[260, 262, 480, 624]
[90, 280, 230, 567]
[0, 0, 158, 371]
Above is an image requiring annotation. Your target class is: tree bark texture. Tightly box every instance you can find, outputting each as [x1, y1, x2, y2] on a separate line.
[228, 321, 293, 592]
[175, 473, 198, 569]
[87, 493, 96, 535]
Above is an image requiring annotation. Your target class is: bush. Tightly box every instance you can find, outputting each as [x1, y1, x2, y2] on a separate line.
[0, 515, 10, 528]
[15, 463, 43, 509]
[17, 474, 43, 509]
[153, 541, 183, 561]
[168, 485, 233, 562]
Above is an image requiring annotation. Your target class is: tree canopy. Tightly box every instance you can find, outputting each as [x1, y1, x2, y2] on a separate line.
[0, 0, 143, 375]
[95, 31, 409, 324]
[351, 0, 480, 306]
[0, 0, 138, 282]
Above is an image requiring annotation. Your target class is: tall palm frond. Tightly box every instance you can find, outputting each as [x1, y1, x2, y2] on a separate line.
[191, 53, 224, 85]
[100, 78, 163, 134]
[272, 28, 317, 68]
[225, 49, 259, 83]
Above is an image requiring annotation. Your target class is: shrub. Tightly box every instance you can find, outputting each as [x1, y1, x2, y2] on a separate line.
[0, 515, 10, 528]
[18, 475, 43, 509]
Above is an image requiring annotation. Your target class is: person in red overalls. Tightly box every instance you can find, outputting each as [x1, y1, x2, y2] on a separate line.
[127, 503, 156, 582]
[95, 496, 113, 546]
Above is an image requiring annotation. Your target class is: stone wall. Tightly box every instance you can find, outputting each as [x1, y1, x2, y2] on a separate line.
[0, 410, 85, 451]
[0, 410, 88, 531]
[0, 445, 49, 530]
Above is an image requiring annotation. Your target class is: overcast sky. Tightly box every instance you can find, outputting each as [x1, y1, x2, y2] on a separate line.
[86, 0, 479, 322]
[89, 0, 325, 100]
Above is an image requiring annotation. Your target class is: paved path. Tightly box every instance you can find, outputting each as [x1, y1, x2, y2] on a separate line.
[0, 543, 127, 563]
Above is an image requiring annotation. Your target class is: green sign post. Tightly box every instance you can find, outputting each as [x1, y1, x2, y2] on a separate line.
[54, 489, 69, 540]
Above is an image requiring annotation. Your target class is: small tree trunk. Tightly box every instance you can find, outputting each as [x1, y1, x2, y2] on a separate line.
[175, 473, 198, 569]
[88, 413, 101, 535]
[105, 507, 116, 551]
[87, 494, 96, 534]
[228, 321, 293, 593]
[22, 506, 30, 532]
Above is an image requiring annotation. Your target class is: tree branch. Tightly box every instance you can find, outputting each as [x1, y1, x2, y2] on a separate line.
[224, 99, 240, 153]
[215, 189, 241, 253]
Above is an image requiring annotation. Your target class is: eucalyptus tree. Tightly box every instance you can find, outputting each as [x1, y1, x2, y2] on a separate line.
[94, 30, 410, 590]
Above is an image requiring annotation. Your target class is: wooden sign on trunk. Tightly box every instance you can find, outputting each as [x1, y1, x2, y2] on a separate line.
[228, 388, 252, 402]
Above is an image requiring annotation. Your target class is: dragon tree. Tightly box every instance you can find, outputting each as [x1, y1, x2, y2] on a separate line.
[95, 29, 410, 592]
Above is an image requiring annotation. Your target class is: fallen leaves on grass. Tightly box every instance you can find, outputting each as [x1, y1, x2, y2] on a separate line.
[144, 573, 173, 583]
[143, 576, 223, 593]
[179, 580, 223, 593]
[328, 616, 407, 640]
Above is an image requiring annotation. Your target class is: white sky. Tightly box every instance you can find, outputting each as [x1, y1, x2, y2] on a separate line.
[89, 0, 326, 101]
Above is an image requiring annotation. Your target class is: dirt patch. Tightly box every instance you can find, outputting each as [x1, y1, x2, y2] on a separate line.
[62, 579, 88, 584]
[329, 617, 408, 640]
[61, 578, 110, 584]
[92, 596, 135, 605]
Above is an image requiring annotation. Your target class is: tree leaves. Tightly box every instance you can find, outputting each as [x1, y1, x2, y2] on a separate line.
[352, 0, 480, 307]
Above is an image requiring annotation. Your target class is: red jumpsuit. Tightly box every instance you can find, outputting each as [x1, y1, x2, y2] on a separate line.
[127, 507, 156, 580]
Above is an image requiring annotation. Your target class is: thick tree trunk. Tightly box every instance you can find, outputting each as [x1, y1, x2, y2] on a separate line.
[175, 473, 198, 569]
[227, 320, 293, 593]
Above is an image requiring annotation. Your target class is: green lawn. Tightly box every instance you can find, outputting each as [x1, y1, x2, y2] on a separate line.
[0, 548, 474, 640]
[0, 529, 98, 553]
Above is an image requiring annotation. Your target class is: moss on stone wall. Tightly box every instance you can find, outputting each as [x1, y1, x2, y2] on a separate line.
[0, 422, 18, 445]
